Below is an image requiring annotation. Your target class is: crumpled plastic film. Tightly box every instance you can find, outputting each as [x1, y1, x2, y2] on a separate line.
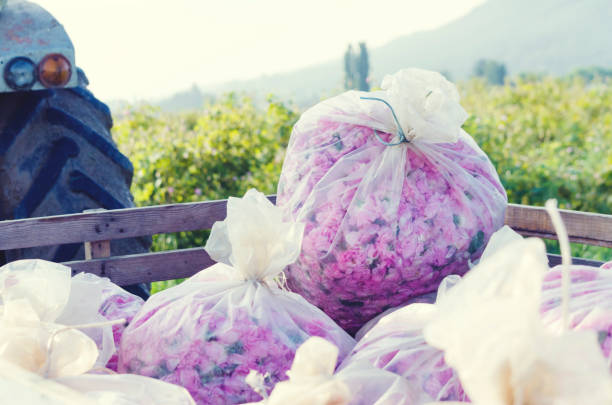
[0, 259, 146, 371]
[424, 229, 612, 405]
[476, 225, 612, 371]
[0, 357, 97, 405]
[244, 337, 417, 405]
[0, 260, 105, 375]
[540, 264, 612, 372]
[119, 189, 355, 405]
[56, 374, 198, 405]
[0, 259, 196, 404]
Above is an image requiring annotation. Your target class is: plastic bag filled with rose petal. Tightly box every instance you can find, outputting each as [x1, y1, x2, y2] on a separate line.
[473, 225, 612, 371]
[59, 271, 145, 371]
[118, 189, 355, 405]
[343, 226, 525, 402]
[352, 274, 460, 341]
[424, 231, 612, 405]
[352, 225, 523, 339]
[276, 68, 507, 332]
[0, 357, 97, 405]
[540, 264, 612, 371]
[0, 259, 114, 369]
[243, 336, 417, 405]
[0, 357, 195, 405]
[88, 274, 145, 371]
[0, 328, 196, 405]
[340, 275, 466, 403]
[0, 262, 195, 405]
[56, 373, 196, 405]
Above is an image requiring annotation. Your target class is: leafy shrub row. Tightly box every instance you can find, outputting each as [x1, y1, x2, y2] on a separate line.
[461, 77, 612, 260]
[114, 77, 612, 291]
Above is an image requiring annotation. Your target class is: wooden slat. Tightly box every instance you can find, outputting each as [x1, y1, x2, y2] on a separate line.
[506, 203, 612, 248]
[1, 198, 610, 251]
[0, 196, 277, 250]
[547, 254, 603, 268]
[82, 208, 111, 259]
[63, 248, 214, 286]
[0, 200, 226, 249]
[86, 240, 111, 259]
[62, 249, 605, 287]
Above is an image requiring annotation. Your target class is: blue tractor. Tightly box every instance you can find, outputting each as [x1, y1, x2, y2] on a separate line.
[0, 1, 150, 297]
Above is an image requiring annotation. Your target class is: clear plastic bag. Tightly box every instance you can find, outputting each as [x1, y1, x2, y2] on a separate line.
[474, 225, 612, 371]
[424, 202, 612, 405]
[0, 357, 195, 405]
[0, 358, 97, 405]
[0, 260, 195, 405]
[96, 275, 144, 371]
[56, 374, 196, 405]
[276, 68, 507, 332]
[0, 259, 114, 369]
[244, 337, 417, 405]
[341, 275, 466, 403]
[474, 224, 523, 265]
[541, 264, 612, 371]
[353, 275, 459, 341]
[118, 189, 355, 405]
[0, 259, 143, 370]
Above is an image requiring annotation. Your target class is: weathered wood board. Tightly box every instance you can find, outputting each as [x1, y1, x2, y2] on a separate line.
[0, 199, 610, 286]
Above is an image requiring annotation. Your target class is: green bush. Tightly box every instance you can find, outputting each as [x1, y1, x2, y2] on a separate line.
[461, 77, 612, 260]
[114, 78, 612, 292]
[114, 94, 298, 291]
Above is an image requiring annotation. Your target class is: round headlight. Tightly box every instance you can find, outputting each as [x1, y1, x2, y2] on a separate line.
[38, 53, 72, 88]
[3, 57, 37, 91]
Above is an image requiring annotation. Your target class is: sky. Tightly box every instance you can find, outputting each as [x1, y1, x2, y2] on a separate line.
[34, 0, 486, 102]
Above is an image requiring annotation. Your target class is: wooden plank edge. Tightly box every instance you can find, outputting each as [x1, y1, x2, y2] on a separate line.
[61, 248, 605, 287]
[0, 195, 277, 250]
[506, 203, 612, 245]
[0, 200, 225, 249]
[547, 253, 603, 267]
[63, 247, 214, 286]
[514, 229, 612, 249]
[2, 197, 610, 251]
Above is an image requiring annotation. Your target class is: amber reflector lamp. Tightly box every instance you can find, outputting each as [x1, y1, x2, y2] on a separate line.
[38, 54, 72, 88]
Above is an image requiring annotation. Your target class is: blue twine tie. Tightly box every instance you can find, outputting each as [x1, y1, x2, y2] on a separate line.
[360, 96, 412, 146]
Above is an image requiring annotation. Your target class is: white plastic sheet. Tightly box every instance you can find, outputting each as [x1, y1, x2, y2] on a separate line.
[0, 260, 105, 375]
[424, 234, 612, 405]
[56, 374, 197, 405]
[0, 358, 97, 405]
[245, 337, 417, 405]
[0, 259, 196, 404]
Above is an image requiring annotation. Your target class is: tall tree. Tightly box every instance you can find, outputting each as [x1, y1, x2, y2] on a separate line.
[344, 45, 355, 90]
[344, 42, 370, 91]
[356, 42, 370, 91]
[473, 59, 487, 78]
[473, 59, 507, 85]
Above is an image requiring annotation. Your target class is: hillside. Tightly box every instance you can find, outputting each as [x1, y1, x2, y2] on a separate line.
[374, 0, 612, 80]
[155, 85, 215, 113]
[209, 0, 612, 106]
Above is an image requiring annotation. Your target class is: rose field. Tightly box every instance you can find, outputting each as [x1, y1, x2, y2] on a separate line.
[112, 76, 612, 292]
